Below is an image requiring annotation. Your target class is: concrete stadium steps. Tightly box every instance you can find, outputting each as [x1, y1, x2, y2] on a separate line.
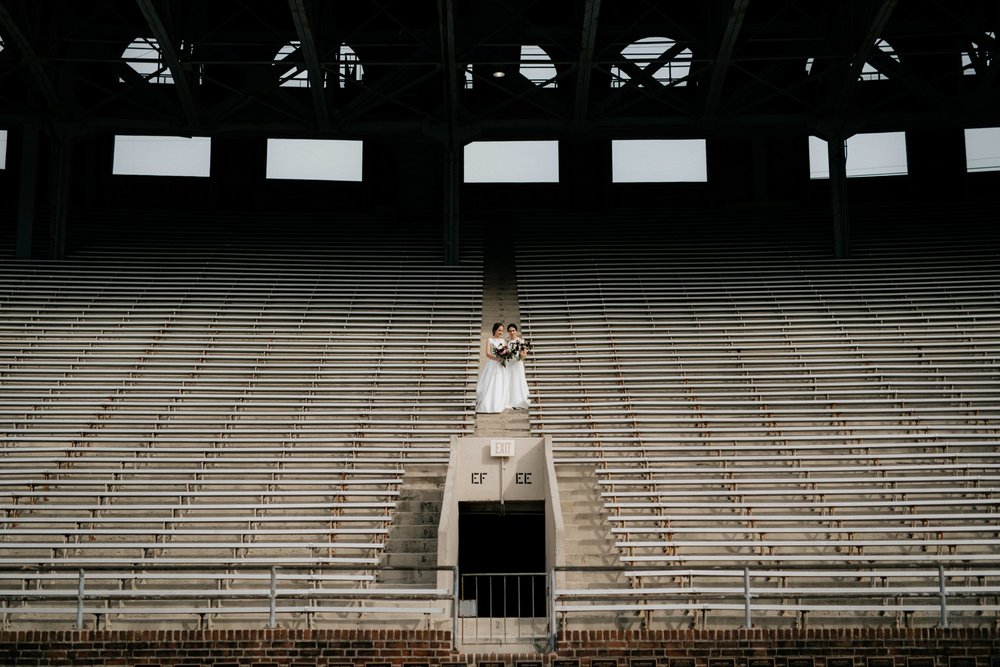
[554, 464, 678, 631]
[375, 464, 445, 586]
[516, 216, 1000, 576]
[556, 465, 629, 583]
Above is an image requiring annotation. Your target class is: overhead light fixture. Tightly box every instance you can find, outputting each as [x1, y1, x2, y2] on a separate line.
[492, 70, 506, 78]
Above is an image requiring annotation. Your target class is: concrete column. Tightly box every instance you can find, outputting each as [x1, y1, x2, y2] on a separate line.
[48, 136, 73, 260]
[828, 135, 850, 259]
[752, 136, 768, 202]
[15, 124, 40, 259]
[443, 140, 461, 265]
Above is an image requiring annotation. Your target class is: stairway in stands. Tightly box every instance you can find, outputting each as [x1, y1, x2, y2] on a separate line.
[376, 463, 445, 586]
[474, 227, 530, 437]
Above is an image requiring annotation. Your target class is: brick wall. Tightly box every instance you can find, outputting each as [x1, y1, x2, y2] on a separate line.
[0, 628, 997, 666]
[552, 629, 999, 667]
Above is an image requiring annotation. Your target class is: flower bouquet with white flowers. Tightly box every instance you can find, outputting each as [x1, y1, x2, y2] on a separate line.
[508, 338, 532, 359]
[491, 342, 518, 366]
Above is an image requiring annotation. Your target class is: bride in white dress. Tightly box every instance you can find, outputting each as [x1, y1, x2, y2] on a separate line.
[475, 322, 510, 413]
[506, 323, 530, 410]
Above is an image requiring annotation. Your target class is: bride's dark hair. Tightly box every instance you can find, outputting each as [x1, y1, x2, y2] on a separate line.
[492, 322, 504, 335]
[507, 323, 519, 331]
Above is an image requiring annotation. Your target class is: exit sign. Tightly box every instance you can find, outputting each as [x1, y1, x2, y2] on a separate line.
[490, 439, 515, 457]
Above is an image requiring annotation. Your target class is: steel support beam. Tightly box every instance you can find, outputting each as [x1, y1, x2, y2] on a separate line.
[288, 0, 330, 128]
[135, 0, 200, 131]
[969, 31, 1000, 116]
[438, 0, 460, 266]
[833, 0, 899, 117]
[704, 0, 749, 120]
[439, 0, 459, 134]
[574, 0, 601, 125]
[0, 4, 62, 113]
[863, 49, 953, 113]
[332, 54, 437, 126]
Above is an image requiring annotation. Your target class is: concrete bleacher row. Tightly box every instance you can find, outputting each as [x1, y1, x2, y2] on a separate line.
[517, 216, 1000, 595]
[0, 223, 481, 625]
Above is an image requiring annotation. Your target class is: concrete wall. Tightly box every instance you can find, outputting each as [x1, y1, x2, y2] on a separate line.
[437, 437, 562, 588]
[452, 437, 546, 503]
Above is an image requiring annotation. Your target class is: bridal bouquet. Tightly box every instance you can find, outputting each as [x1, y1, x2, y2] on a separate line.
[491, 342, 518, 367]
[508, 338, 533, 359]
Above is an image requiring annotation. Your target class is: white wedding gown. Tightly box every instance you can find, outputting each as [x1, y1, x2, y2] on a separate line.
[475, 337, 510, 413]
[506, 337, 530, 409]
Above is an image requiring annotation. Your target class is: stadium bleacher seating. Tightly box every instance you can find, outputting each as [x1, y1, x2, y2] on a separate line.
[0, 215, 480, 626]
[517, 209, 1000, 624]
[2, 207, 998, 630]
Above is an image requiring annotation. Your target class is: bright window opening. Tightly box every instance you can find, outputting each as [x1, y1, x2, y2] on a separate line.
[122, 37, 199, 85]
[963, 32, 995, 76]
[0, 130, 7, 170]
[266, 139, 363, 182]
[520, 45, 558, 88]
[464, 141, 559, 183]
[338, 44, 363, 88]
[809, 132, 908, 179]
[275, 43, 361, 89]
[860, 39, 898, 81]
[611, 36, 692, 88]
[808, 137, 829, 179]
[965, 127, 1000, 172]
[612, 139, 707, 183]
[464, 64, 474, 90]
[113, 135, 211, 177]
[275, 42, 312, 88]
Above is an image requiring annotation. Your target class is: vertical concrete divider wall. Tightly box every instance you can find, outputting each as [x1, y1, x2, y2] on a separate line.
[543, 436, 566, 581]
[437, 436, 461, 597]
[437, 436, 563, 601]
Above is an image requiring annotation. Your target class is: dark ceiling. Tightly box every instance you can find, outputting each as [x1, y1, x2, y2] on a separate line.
[0, 0, 998, 143]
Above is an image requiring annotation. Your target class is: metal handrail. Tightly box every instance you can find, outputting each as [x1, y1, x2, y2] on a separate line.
[0, 565, 461, 647]
[3, 562, 999, 648]
[549, 563, 1000, 637]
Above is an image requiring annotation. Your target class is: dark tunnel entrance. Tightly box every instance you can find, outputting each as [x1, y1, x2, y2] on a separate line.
[458, 501, 546, 618]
